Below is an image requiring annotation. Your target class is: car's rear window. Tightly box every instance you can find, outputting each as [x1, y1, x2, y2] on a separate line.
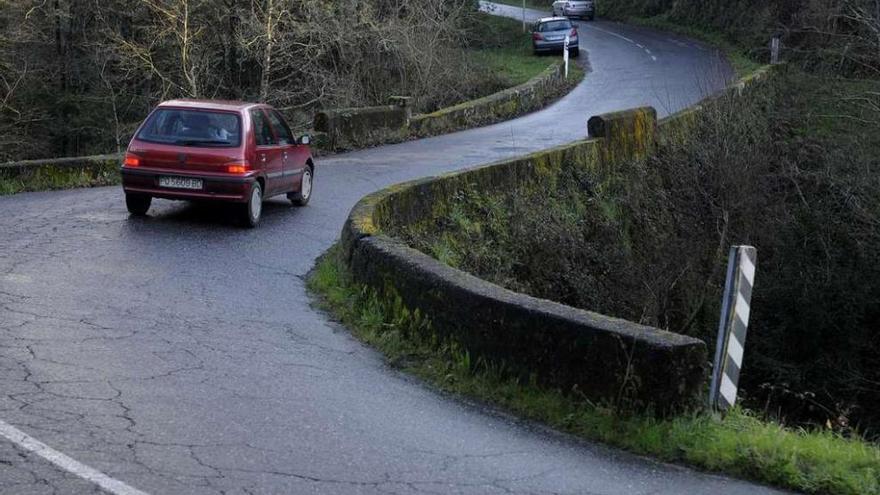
[537, 20, 572, 32]
[137, 109, 242, 147]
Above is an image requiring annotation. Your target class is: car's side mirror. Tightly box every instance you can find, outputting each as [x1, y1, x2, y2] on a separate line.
[299, 134, 311, 146]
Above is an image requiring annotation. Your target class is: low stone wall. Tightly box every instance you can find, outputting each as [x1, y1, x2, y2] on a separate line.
[0, 154, 122, 194]
[339, 66, 775, 412]
[341, 108, 709, 413]
[657, 64, 775, 144]
[0, 62, 576, 187]
[314, 101, 411, 152]
[409, 63, 567, 138]
[315, 61, 572, 152]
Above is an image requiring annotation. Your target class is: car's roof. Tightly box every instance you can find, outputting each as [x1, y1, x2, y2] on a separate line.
[158, 99, 265, 112]
[537, 16, 571, 23]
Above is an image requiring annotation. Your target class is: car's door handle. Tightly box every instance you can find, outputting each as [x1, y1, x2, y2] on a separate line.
[283, 152, 288, 160]
[260, 154, 266, 163]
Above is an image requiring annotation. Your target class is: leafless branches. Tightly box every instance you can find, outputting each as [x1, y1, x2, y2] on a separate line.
[0, 0, 484, 159]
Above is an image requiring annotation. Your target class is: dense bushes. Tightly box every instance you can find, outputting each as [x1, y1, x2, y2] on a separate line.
[0, 0, 503, 161]
[648, 73, 880, 435]
[600, 0, 880, 76]
[391, 71, 880, 437]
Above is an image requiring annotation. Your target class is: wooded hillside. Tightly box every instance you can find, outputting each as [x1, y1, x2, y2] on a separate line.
[0, 0, 487, 161]
[602, 0, 880, 75]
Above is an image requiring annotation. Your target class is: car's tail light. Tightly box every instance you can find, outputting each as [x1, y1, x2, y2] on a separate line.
[570, 28, 578, 37]
[532, 32, 544, 41]
[123, 153, 140, 167]
[226, 161, 251, 174]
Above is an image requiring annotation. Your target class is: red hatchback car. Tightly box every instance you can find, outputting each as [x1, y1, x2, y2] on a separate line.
[121, 100, 314, 227]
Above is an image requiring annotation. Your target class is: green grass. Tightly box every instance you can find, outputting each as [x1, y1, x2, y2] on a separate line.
[467, 12, 583, 87]
[470, 46, 563, 87]
[308, 245, 880, 495]
[0, 167, 120, 196]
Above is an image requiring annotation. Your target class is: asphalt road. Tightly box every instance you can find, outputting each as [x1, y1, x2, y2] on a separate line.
[0, 3, 787, 494]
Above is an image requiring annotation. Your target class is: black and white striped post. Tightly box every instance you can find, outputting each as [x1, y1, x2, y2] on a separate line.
[709, 245, 757, 410]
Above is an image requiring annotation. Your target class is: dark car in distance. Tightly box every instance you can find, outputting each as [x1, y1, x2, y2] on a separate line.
[121, 100, 314, 227]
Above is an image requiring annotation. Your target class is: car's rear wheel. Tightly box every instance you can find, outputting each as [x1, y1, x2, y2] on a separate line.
[570, 47, 580, 57]
[288, 167, 313, 206]
[126, 193, 151, 216]
[241, 181, 263, 228]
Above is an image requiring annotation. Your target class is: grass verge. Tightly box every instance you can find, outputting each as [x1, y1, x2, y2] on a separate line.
[0, 167, 120, 196]
[308, 245, 880, 495]
[467, 12, 578, 86]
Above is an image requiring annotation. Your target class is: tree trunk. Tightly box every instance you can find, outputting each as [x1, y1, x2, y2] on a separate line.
[259, 0, 276, 102]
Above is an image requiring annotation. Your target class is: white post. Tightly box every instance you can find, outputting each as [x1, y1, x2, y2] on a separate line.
[709, 246, 758, 411]
[770, 37, 781, 65]
[522, 0, 527, 32]
[563, 34, 570, 79]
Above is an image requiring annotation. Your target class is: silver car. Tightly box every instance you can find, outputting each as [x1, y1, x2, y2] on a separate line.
[531, 17, 580, 57]
[552, 0, 596, 20]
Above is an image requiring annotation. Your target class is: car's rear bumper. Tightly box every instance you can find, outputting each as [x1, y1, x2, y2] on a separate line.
[121, 167, 256, 202]
[534, 40, 579, 52]
[564, 7, 595, 17]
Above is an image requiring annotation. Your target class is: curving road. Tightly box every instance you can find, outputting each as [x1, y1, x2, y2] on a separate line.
[0, 4, 784, 494]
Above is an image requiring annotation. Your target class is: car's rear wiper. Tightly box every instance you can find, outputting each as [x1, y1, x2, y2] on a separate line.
[174, 139, 232, 146]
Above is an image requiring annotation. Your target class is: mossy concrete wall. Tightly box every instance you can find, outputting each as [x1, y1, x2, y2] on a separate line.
[340, 66, 775, 412]
[408, 63, 567, 138]
[0, 154, 122, 195]
[657, 64, 775, 145]
[314, 104, 411, 152]
[341, 107, 709, 413]
[315, 62, 570, 153]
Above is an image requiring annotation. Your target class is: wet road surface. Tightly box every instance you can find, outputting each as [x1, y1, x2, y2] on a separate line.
[0, 3, 788, 494]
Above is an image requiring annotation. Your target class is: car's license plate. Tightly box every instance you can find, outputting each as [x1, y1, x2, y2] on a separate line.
[159, 176, 203, 190]
[546, 36, 563, 41]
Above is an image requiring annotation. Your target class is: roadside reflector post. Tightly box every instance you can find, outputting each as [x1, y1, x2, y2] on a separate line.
[709, 245, 757, 411]
[563, 34, 570, 79]
[770, 36, 781, 65]
[522, 0, 526, 32]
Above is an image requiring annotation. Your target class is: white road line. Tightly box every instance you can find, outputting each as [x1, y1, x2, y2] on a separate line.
[590, 25, 636, 44]
[590, 25, 657, 61]
[0, 419, 150, 495]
